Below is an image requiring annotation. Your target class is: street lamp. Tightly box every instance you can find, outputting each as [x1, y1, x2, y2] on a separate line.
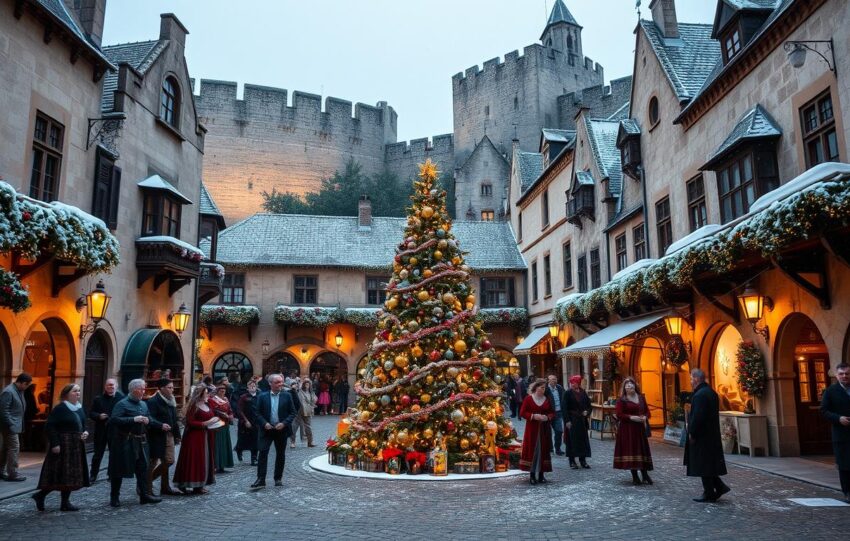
[77, 280, 111, 340]
[335, 330, 344, 348]
[784, 40, 836, 74]
[737, 285, 773, 342]
[664, 314, 685, 337]
[548, 323, 559, 339]
[168, 303, 192, 336]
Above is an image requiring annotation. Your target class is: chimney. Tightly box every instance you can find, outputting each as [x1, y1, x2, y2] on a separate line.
[64, 0, 106, 47]
[160, 13, 190, 47]
[358, 195, 372, 230]
[649, 0, 679, 39]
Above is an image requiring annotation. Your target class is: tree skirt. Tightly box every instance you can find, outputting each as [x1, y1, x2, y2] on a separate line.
[308, 454, 524, 482]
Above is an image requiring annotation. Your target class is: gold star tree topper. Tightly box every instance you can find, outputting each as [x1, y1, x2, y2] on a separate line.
[418, 159, 439, 182]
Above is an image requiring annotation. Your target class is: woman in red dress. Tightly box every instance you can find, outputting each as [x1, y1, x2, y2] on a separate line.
[613, 376, 654, 485]
[519, 379, 555, 484]
[173, 385, 218, 494]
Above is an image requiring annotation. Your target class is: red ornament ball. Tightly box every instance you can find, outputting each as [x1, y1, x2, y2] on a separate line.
[472, 369, 483, 381]
[429, 350, 441, 362]
[446, 421, 456, 432]
[400, 395, 411, 407]
[481, 339, 492, 351]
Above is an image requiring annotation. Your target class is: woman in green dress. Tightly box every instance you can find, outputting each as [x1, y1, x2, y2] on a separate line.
[209, 381, 235, 473]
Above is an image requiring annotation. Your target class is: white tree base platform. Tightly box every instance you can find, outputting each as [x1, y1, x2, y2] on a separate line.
[308, 455, 526, 481]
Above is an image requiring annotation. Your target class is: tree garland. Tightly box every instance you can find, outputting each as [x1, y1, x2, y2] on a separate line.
[370, 307, 477, 355]
[736, 340, 767, 398]
[199, 305, 260, 326]
[0, 181, 120, 312]
[355, 357, 483, 397]
[553, 179, 850, 323]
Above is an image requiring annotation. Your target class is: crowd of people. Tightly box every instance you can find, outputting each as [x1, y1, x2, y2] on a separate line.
[1, 362, 848, 510]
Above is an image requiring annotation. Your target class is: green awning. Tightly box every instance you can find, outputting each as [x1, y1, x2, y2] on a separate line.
[120, 328, 184, 392]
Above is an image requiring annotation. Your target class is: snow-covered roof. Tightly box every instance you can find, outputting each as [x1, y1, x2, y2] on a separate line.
[639, 20, 721, 103]
[136, 235, 204, 256]
[664, 224, 724, 257]
[584, 118, 623, 196]
[575, 171, 595, 186]
[542, 129, 576, 143]
[101, 40, 168, 112]
[138, 174, 193, 205]
[518, 152, 545, 193]
[703, 104, 781, 169]
[749, 162, 850, 213]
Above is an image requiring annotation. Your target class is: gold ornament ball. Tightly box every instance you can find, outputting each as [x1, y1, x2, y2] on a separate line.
[438, 239, 448, 249]
[369, 439, 378, 449]
[451, 409, 465, 423]
[390, 368, 400, 378]
[459, 438, 470, 450]
[417, 290, 430, 301]
[423, 428, 434, 439]
[394, 355, 409, 368]
[396, 430, 409, 445]
[410, 256, 418, 266]
[411, 404, 421, 412]
[466, 295, 476, 305]
[425, 375, 435, 385]
[433, 250, 443, 261]
[423, 269, 433, 278]
[454, 340, 467, 354]
[452, 256, 462, 265]
[359, 411, 371, 421]
[442, 293, 455, 305]
[368, 401, 378, 411]
[468, 432, 479, 444]
[421, 206, 435, 219]
[481, 358, 491, 367]
[420, 393, 431, 404]
[386, 297, 399, 310]
[458, 382, 468, 393]
[412, 345, 423, 357]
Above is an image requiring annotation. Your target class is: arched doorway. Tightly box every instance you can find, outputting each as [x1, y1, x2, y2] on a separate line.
[310, 352, 347, 381]
[776, 315, 832, 455]
[0, 323, 11, 387]
[83, 331, 109, 414]
[637, 337, 664, 428]
[265, 351, 300, 378]
[710, 325, 749, 412]
[213, 352, 254, 384]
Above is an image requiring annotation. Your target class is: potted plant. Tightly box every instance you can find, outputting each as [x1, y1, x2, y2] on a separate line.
[720, 418, 737, 454]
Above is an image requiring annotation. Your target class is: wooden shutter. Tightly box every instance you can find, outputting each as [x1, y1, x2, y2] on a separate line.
[92, 152, 112, 223]
[107, 165, 121, 230]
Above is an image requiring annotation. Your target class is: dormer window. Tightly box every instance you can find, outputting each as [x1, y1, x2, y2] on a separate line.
[160, 76, 180, 128]
[566, 172, 595, 228]
[138, 174, 192, 239]
[722, 26, 742, 63]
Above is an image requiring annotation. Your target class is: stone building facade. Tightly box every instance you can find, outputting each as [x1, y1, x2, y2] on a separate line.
[0, 1, 209, 422]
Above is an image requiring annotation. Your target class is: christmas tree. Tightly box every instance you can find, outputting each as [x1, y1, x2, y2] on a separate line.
[335, 159, 516, 468]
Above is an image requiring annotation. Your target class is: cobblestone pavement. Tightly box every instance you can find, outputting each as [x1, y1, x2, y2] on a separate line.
[0, 415, 846, 541]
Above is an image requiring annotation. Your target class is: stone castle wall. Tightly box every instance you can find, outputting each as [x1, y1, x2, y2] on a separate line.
[384, 134, 455, 182]
[558, 75, 633, 128]
[452, 44, 603, 164]
[196, 79, 399, 223]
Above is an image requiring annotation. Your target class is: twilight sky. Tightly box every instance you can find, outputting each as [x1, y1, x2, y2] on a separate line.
[102, 0, 717, 142]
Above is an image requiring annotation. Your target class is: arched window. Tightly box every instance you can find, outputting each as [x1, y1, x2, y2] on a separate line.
[160, 76, 180, 127]
[648, 96, 660, 127]
[213, 352, 253, 385]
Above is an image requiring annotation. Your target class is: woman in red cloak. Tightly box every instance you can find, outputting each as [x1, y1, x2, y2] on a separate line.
[519, 378, 555, 484]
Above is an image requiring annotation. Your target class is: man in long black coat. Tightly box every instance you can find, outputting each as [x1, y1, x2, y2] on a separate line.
[107, 379, 162, 507]
[250, 373, 297, 489]
[820, 362, 850, 503]
[685, 368, 730, 502]
[145, 378, 180, 496]
[88, 378, 124, 481]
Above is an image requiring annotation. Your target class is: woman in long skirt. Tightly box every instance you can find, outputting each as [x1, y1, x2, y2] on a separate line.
[614, 377, 654, 485]
[173, 385, 218, 494]
[235, 379, 259, 465]
[519, 379, 554, 484]
[564, 375, 593, 469]
[32, 384, 90, 511]
[210, 381, 235, 473]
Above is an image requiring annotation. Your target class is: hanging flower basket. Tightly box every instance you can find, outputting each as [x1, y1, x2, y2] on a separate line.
[736, 340, 767, 399]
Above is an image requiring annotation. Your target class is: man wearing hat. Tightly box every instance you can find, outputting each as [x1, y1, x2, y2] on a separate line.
[563, 375, 592, 469]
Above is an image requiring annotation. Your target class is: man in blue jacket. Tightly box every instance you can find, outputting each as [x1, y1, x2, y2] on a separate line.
[251, 373, 297, 490]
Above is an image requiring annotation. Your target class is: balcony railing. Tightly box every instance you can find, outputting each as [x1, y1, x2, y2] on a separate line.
[135, 236, 201, 295]
[198, 262, 224, 305]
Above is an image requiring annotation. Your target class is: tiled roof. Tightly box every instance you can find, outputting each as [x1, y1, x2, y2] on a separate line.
[546, 0, 579, 28]
[101, 40, 168, 112]
[704, 104, 781, 168]
[606, 101, 631, 122]
[214, 215, 526, 272]
[518, 152, 545, 193]
[725, 0, 780, 9]
[639, 20, 721, 103]
[30, 0, 113, 67]
[575, 171, 595, 186]
[200, 184, 223, 217]
[620, 119, 641, 136]
[138, 174, 193, 204]
[584, 118, 623, 197]
[541, 129, 575, 143]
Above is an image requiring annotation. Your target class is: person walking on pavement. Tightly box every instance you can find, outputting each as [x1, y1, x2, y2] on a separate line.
[173, 385, 218, 494]
[820, 362, 850, 503]
[0, 372, 31, 482]
[251, 373, 297, 490]
[235, 379, 260, 465]
[335, 375, 350, 415]
[564, 375, 592, 469]
[88, 378, 124, 482]
[544, 375, 566, 456]
[294, 380, 317, 448]
[510, 373, 526, 419]
[613, 377, 654, 486]
[685, 368, 731, 503]
[519, 379, 554, 484]
[107, 379, 162, 507]
[146, 378, 181, 496]
[32, 384, 90, 511]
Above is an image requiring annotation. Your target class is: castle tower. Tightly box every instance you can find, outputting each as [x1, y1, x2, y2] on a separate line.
[541, 0, 583, 63]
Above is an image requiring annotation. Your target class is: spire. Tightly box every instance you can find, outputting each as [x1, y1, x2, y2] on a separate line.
[546, 0, 580, 29]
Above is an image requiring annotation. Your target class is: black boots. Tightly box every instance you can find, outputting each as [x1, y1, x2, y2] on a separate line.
[631, 470, 642, 486]
[569, 460, 578, 469]
[60, 491, 79, 512]
[537, 473, 547, 484]
[529, 473, 537, 485]
[31, 491, 46, 511]
[641, 470, 653, 485]
[580, 460, 590, 469]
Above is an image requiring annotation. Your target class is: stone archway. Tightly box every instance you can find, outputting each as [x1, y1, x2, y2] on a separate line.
[309, 351, 347, 381]
[266, 351, 300, 378]
[774, 313, 832, 455]
[23, 317, 76, 415]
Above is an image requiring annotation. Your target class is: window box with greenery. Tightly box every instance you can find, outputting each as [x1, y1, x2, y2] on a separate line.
[199, 304, 260, 327]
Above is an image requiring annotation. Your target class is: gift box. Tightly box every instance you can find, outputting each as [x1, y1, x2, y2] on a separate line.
[479, 454, 496, 474]
[453, 461, 479, 474]
[358, 458, 384, 473]
[431, 449, 448, 476]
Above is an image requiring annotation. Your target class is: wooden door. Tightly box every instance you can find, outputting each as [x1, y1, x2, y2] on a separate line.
[795, 358, 832, 455]
[83, 333, 107, 449]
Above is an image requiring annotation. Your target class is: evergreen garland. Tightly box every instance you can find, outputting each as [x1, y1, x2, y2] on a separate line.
[736, 340, 767, 398]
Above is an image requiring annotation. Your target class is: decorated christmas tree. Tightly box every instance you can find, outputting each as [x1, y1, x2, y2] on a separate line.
[334, 160, 516, 469]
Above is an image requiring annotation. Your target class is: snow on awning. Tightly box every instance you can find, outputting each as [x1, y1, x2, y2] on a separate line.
[513, 327, 551, 355]
[557, 312, 669, 357]
[138, 174, 193, 205]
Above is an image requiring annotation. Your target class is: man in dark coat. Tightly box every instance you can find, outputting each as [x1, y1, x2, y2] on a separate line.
[563, 375, 592, 468]
[88, 378, 124, 481]
[0, 372, 31, 481]
[335, 376, 350, 415]
[820, 362, 850, 503]
[510, 374, 526, 418]
[545, 375, 566, 456]
[107, 379, 162, 507]
[685, 368, 730, 502]
[251, 373, 297, 490]
[146, 378, 180, 496]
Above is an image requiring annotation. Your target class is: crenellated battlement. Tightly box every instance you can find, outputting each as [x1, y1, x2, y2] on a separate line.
[558, 75, 633, 128]
[452, 44, 603, 87]
[385, 134, 454, 160]
[195, 79, 396, 140]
